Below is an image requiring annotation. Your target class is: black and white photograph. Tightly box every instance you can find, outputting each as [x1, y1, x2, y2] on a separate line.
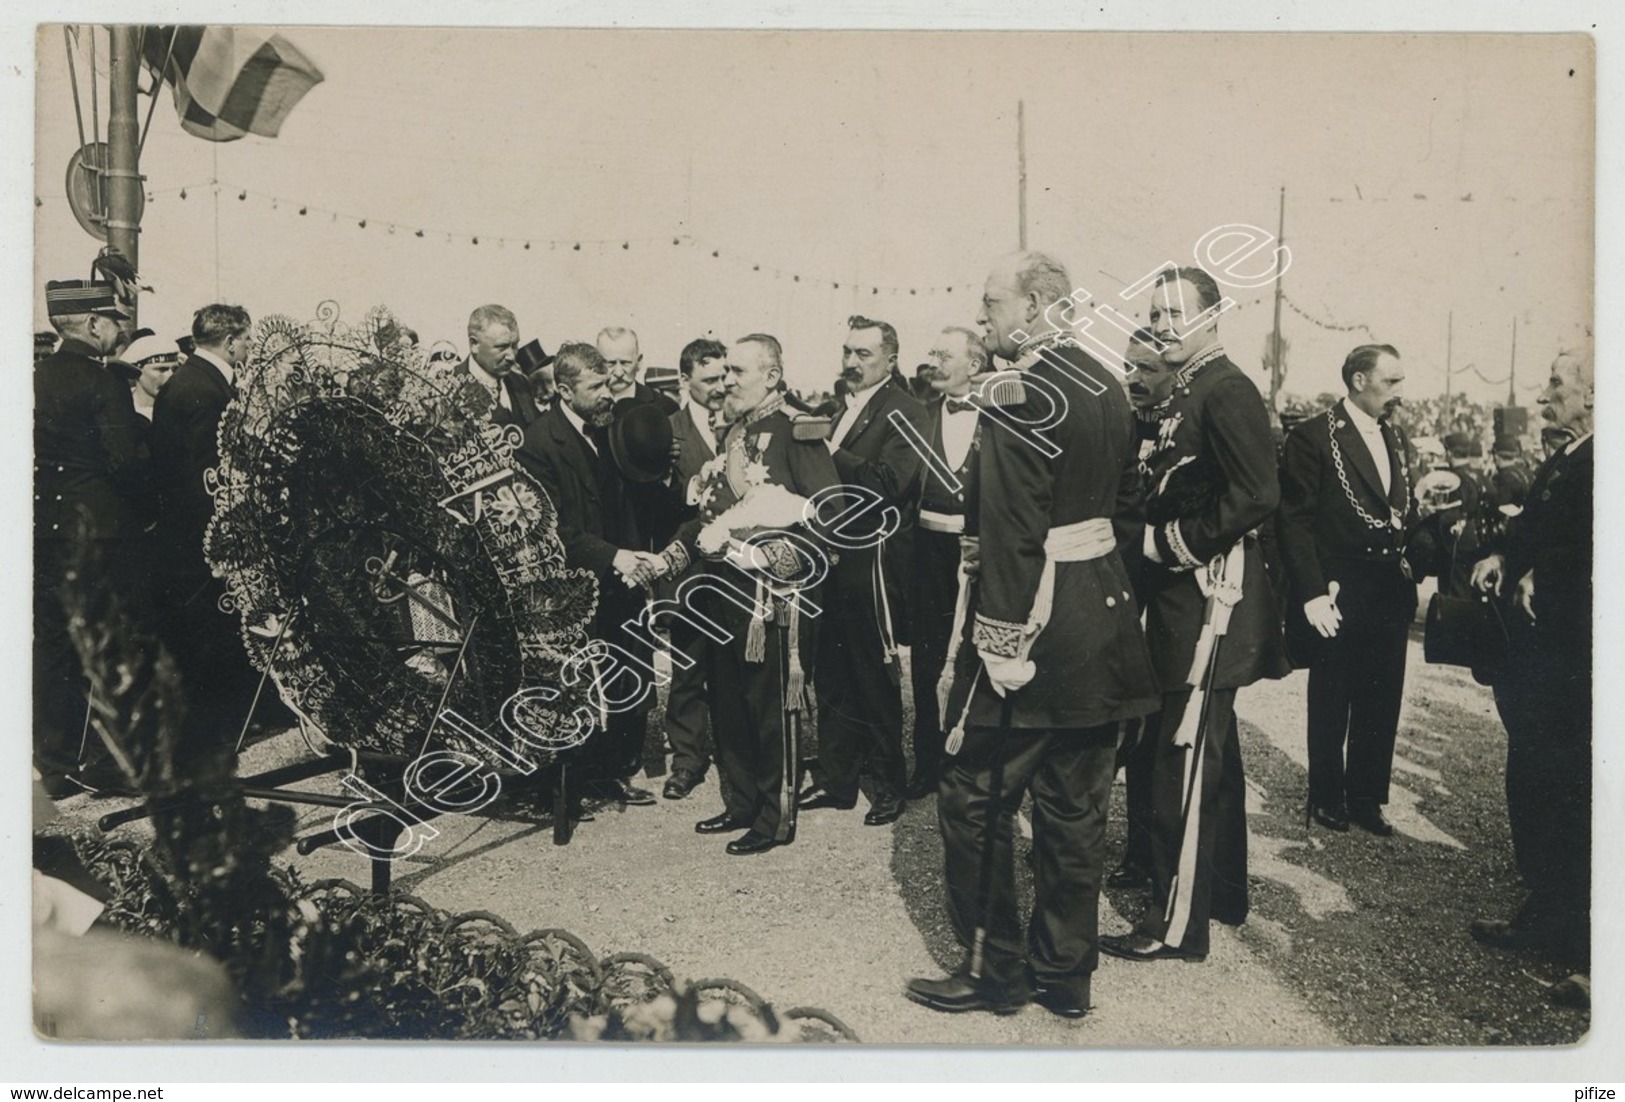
[13, 1, 1616, 1083]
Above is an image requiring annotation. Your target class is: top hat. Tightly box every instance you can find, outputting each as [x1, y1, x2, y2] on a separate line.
[45, 279, 130, 320]
[609, 400, 674, 484]
[517, 339, 553, 376]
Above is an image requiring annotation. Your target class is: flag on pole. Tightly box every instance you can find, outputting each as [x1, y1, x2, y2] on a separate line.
[141, 26, 323, 142]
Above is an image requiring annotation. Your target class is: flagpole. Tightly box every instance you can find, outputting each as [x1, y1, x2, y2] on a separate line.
[1016, 100, 1028, 250]
[106, 25, 143, 324]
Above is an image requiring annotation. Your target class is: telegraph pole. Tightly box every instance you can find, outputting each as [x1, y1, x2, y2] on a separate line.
[105, 26, 143, 324]
[1017, 99, 1028, 250]
[1267, 185, 1286, 409]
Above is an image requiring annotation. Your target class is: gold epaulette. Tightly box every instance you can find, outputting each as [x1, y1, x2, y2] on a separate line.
[791, 416, 834, 442]
[966, 370, 1028, 409]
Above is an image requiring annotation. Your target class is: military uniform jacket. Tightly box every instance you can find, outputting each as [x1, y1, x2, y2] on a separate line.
[826, 376, 927, 646]
[664, 395, 841, 652]
[35, 338, 145, 545]
[950, 341, 1160, 730]
[1141, 350, 1288, 692]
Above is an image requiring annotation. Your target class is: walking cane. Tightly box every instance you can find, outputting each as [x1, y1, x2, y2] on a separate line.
[969, 692, 1017, 981]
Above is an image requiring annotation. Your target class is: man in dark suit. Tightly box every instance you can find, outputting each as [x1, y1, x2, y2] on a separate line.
[799, 315, 927, 826]
[150, 303, 269, 763]
[456, 304, 541, 429]
[515, 343, 660, 806]
[33, 280, 143, 795]
[1277, 344, 1425, 838]
[905, 325, 987, 800]
[657, 337, 731, 800]
[1469, 344, 1592, 1006]
[598, 326, 680, 415]
[1101, 266, 1288, 964]
[907, 251, 1160, 1018]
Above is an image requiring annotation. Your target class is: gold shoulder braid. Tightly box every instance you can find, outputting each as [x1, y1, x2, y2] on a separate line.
[1327, 415, 1408, 531]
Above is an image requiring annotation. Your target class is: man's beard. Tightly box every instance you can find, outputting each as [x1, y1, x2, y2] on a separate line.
[587, 406, 614, 428]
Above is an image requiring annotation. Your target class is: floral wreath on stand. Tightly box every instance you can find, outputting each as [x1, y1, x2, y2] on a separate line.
[205, 302, 598, 763]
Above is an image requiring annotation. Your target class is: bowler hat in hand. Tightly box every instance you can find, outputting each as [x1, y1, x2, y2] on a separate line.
[609, 401, 675, 484]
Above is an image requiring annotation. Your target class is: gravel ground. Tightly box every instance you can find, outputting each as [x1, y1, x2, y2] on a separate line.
[49, 629, 1586, 1048]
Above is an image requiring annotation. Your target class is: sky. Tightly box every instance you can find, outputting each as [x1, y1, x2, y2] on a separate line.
[32, 26, 1593, 402]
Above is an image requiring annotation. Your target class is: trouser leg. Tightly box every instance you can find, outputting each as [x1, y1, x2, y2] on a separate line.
[1306, 644, 1353, 807]
[909, 529, 959, 782]
[1027, 725, 1118, 993]
[1345, 616, 1408, 804]
[815, 596, 904, 798]
[705, 634, 758, 823]
[1142, 687, 1242, 956]
[664, 620, 712, 778]
[937, 725, 1044, 992]
[1120, 714, 1159, 871]
[745, 626, 800, 842]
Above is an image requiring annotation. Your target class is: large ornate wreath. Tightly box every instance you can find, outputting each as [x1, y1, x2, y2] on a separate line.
[205, 303, 596, 760]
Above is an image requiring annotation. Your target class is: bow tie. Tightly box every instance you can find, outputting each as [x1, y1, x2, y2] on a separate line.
[944, 396, 977, 414]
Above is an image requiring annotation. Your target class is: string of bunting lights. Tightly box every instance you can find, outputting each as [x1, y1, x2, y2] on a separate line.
[1280, 293, 1374, 337]
[42, 181, 973, 297]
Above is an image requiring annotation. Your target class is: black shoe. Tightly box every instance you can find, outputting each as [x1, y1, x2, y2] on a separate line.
[1099, 933, 1206, 963]
[726, 829, 790, 855]
[797, 784, 857, 811]
[1348, 799, 1395, 837]
[904, 771, 939, 800]
[1030, 976, 1091, 1019]
[663, 769, 703, 800]
[695, 812, 751, 835]
[1307, 799, 1350, 832]
[864, 793, 905, 826]
[586, 778, 656, 806]
[904, 973, 1027, 1016]
[1106, 862, 1150, 889]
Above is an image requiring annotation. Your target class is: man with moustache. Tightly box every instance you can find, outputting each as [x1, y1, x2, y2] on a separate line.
[907, 251, 1159, 1017]
[598, 326, 679, 415]
[1101, 266, 1288, 964]
[457, 304, 542, 429]
[34, 279, 143, 795]
[798, 315, 927, 827]
[658, 338, 731, 800]
[1469, 344, 1592, 1007]
[654, 334, 841, 853]
[516, 342, 661, 806]
[1108, 328, 1179, 888]
[905, 325, 989, 800]
[1277, 344, 1424, 839]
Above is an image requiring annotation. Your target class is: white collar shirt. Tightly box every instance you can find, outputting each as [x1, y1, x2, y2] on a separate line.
[829, 376, 886, 451]
[560, 401, 598, 455]
[940, 393, 978, 473]
[1342, 396, 1391, 494]
[192, 346, 235, 389]
[469, 358, 511, 411]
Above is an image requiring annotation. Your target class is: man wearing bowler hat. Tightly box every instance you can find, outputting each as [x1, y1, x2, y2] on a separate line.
[34, 279, 144, 795]
[516, 343, 670, 806]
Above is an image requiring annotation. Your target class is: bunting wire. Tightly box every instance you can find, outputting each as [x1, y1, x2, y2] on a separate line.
[1281, 293, 1374, 336]
[38, 181, 970, 296]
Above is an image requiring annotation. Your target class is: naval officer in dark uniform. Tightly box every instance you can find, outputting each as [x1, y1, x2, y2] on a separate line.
[907, 251, 1159, 1018]
[1102, 266, 1288, 964]
[34, 279, 142, 795]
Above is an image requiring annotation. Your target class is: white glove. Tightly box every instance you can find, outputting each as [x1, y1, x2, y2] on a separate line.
[979, 649, 1035, 697]
[1303, 580, 1343, 639]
